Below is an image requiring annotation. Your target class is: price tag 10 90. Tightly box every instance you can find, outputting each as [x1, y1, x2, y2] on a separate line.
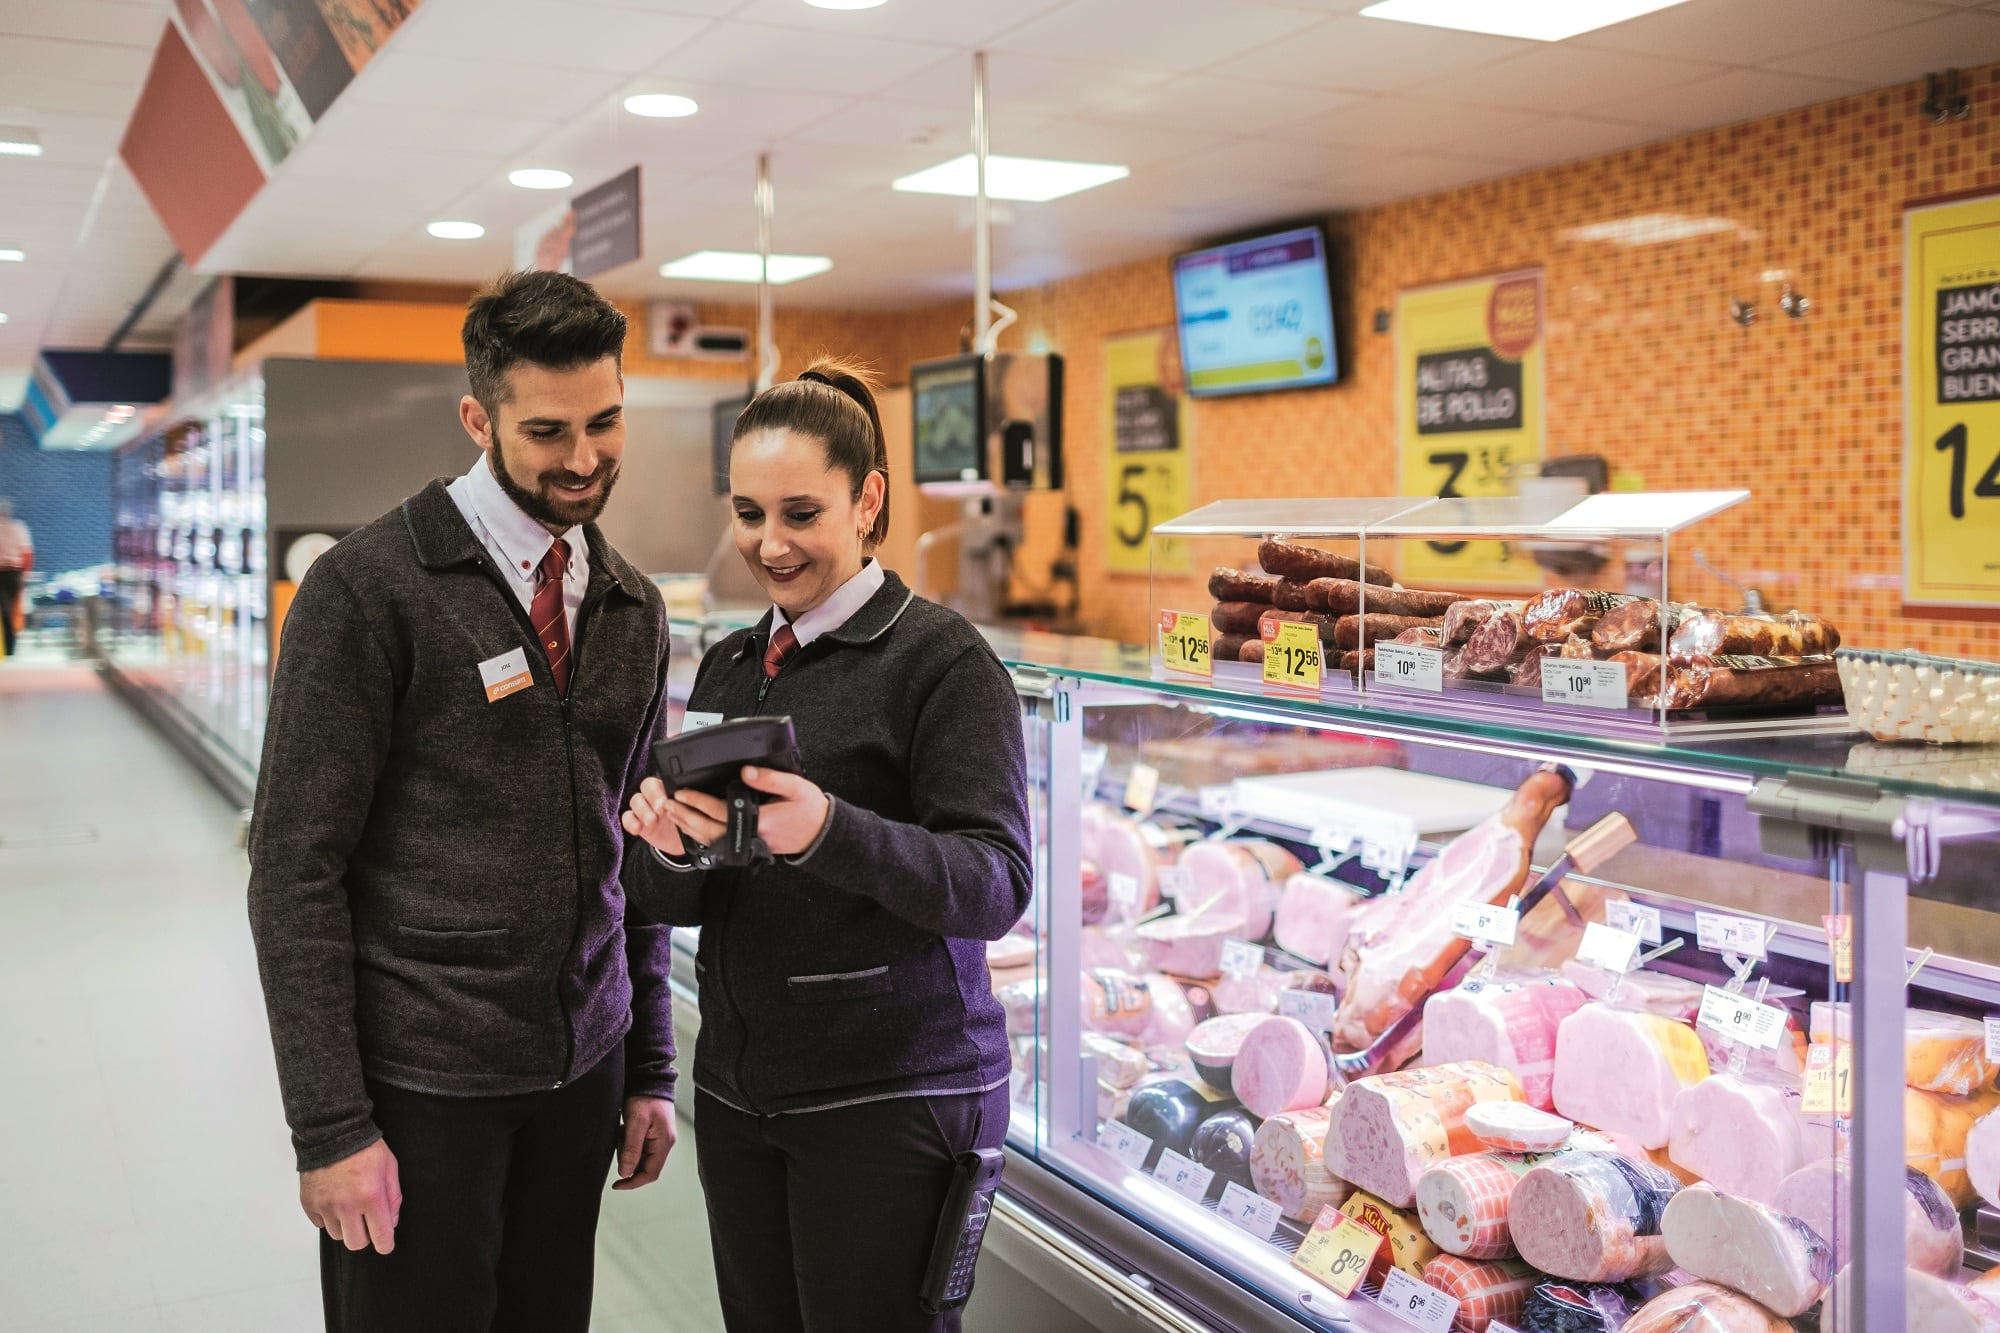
[1697, 984, 1788, 1051]
[1540, 658, 1630, 710]
[1378, 1268, 1460, 1333]
[1217, 1181, 1283, 1241]
[1374, 642, 1444, 694]
[1695, 911, 1769, 959]
[1262, 618, 1322, 692]
[1154, 1148, 1215, 1204]
[1606, 899, 1664, 946]
[1160, 610, 1213, 678]
[1576, 921, 1643, 973]
[1096, 1120, 1154, 1170]
[1450, 900, 1519, 948]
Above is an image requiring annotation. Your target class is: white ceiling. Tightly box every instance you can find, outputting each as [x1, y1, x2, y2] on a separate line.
[5, 0, 2000, 406]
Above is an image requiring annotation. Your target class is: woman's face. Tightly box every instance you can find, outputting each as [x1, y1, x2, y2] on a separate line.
[730, 427, 883, 619]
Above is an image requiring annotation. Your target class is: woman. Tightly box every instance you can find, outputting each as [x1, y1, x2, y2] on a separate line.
[623, 360, 1033, 1332]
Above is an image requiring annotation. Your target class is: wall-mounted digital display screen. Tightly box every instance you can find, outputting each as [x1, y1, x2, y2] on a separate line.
[1173, 225, 1338, 397]
[911, 355, 986, 485]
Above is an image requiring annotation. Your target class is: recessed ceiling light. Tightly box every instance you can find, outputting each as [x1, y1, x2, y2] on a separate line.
[659, 251, 833, 284]
[624, 93, 699, 119]
[892, 154, 1129, 203]
[427, 220, 486, 240]
[0, 127, 41, 157]
[0, 249, 22, 263]
[509, 168, 574, 191]
[805, 0, 887, 9]
[0, 313, 8, 324]
[1564, 213, 1745, 246]
[1359, 0, 1692, 42]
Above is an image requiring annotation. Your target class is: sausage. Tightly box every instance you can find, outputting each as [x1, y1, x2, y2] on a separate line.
[1460, 607, 1530, 677]
[1270, 579, 1314, 612]
[1668, 609, 1842, 658]
[1444, 598, 1521, 646]
[1604, 650, 1663, 700]
[1319, 1061, 1526, 1208]
[1211, 601, 1267, 635]
[1334, 613, 1443, 650]
[1523, 588, 1639, 642]
[1238, 639, 1265, 664]
[1508, 639, 1595, 690]
[1508, 1152, 1682, 1283]
[1658, 654, 1844, 710]
[1589, 600, 1690, 655]
[1338, 649, 1375, 674]
[1305, 578, 1463, 618]
[1389, 626, 1445, 648]
[1208, 566, 1282, 603]
[1232, 1016, 1329, 1118]
[1257, 538, 1393, 587]
[1260, 608, 1338, 640]
[1212, 632, 1250, 662]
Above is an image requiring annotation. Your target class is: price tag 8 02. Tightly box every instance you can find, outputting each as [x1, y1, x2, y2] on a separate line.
[1262, 619, 1322, 692]
[1160, 610, 1213, 677]
[1292, 1207, 1385, 1299]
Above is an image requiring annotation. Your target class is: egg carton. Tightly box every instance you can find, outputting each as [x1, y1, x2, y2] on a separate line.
[1836, 648, 2000, 744]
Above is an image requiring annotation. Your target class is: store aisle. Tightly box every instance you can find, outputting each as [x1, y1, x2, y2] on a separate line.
[0, 664, 723, 1333]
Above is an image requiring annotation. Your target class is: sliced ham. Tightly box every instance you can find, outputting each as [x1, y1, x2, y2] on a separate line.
[1621, 1281, 1793, 1333]
[1322, 1060, 1525, 1208]
[1559, 959, 1705, 1019]
[1135, 910, 1246, 979]
[1508, 1152, 1681, 1284]
[1232, 1016, 1329, 1118]
[1423, 969, 1588, 1111]
[1660, 1183, 1833, 1317]
[1421, 1254, 1537, 1333]
[1552, 1003, 1711, 1150]
[1178, 840, 1301, 942]
[1251, 1104, 1350, 1221]
[1273, 872, 1366, 965]
[1772, 1158, 1961, 1276]
[1667, 1073, 1808, 1205]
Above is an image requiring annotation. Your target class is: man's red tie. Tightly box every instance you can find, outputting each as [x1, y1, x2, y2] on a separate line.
[763, 623, 799, 680]
[532, 540, 571, 696]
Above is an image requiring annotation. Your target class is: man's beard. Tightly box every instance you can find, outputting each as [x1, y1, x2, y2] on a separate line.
[490, 438, 619, 529]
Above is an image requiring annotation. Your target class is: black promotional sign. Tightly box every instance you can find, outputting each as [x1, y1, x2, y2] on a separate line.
[1414, 347, 1524, 434]
[1115, 385, 1179, 453]
[570, 167, 643, 279]
[1936, 280, 2000, 405]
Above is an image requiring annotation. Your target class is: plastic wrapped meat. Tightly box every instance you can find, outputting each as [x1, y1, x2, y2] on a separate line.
[1081, 968, 1153, 1038]
[1273, 873, 1366, 966]
[1467, 1102, 1578, 1154]
[1231, 1016, 1329, 1118]
[1444, 598, 1522, 647]
[1416, 1151, 1543, 1259]
[1178, 840, 1302, 941]
[1809, 1001, 1995, 1095]
[1251, 1104, 1349, 1221]
[1772, 1158, 1961, 1276]
[1560, 960, 1705, 1019]
[1621, 1281, 1793, 1333]
[1321, 1060, 1525, 1208]
[1967, 1104, 2000, 1210]
[1908, 1083, 2000, 1206]
[1521, 1281, 1638, 1333]
[1095, 815, 1200, 921]
[1666, 1073, 1809, 1205]
[1422, 1255, 1538, 1333]
[1509, 1152, 1682, 1283]
[1422, 969, 1589, 1111]
[1523, 588, 1639, 642]
[1552, 1003, 1711, 1150]
[1139, 974, 1199, 1047]
[1136, 910, 1247, 979]
[1210, 965, 1284, 1016]
[1659, 1183, 1832, 1317]
[1826, 1267, 2000, 1333]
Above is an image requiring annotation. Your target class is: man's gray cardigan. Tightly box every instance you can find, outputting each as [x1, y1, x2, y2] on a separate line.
[248, 479, 676, 1171]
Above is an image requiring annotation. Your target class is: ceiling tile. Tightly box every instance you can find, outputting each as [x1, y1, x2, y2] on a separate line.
[312, 98, 561, 160]
[342, 46, 630, 123]
[1085, 74, 1365, 135]
[1003, 116, 1233, 169]
[0, 1, 169, 46]
[889, 50, 1174, 119]
[786, 96, 1039, 154]
[727, 0, 1067, 45]
[607, 78, 855, 142]
[1211, 14, 1533, 93]
[988, 0, 1326, 73]
[1572, 0, 1955, 64]
[0, 34, 156, 88]
[1269, 96, 1542, 155]
[1438, 45, 1731, 113]
[1588, 66, 1872, 132]
[389, 0, 711, 73]
[650, 21, 953, 96]
[1318, 150, 1514, 209]
[1770, 10, 2000, 84]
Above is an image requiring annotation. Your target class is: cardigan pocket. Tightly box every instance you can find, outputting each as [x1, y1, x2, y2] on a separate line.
[396, 924, 512, 962]
[786, 965, 892, 1004]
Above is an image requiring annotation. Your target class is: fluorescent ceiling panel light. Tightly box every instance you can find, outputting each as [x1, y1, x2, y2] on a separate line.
[658, 251, 832, 284]
[1563, 213, 1744, 246]
[0, 249, 22, 262]
[509, 167, 574, 190]
[892, 154, 1129, 203]
[806, 0, 888, 8]
[624, 93, 699, 118]
[0, 314, 8, 324]
[0, 127, 41, 157]
[1359, 0, 1693, 42]
[426, 220, 486, 239]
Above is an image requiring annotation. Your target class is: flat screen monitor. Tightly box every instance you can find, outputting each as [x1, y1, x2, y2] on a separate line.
[711, 392, 751, 496]
[911, 354, 987, 487]
[1172, 224, 1338, 398]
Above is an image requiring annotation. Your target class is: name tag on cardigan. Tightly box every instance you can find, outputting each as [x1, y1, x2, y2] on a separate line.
[478, 648, 534, 702]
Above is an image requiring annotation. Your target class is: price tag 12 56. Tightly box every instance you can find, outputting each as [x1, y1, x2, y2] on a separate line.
[1159, 610, 1213, 677]
[1262, 618, 1322, 692]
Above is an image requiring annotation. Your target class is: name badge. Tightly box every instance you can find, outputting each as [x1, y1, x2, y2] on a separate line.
[681, 711, 724, 733]
[478, 648, 534, 702]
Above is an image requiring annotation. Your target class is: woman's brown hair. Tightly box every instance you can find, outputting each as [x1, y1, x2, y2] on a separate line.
[732, 357, 890, 547]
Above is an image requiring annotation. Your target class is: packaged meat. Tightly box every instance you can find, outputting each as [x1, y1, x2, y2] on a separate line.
[1337, 648, 1374, 674]
[1208, 566, 1282, 603]
[1095, 815, 1204, 922]
[1190, 1108, 1260, 1195]
[1305, 577, 1463, 618]
[1211, 964, 1285, 1016]
[1140, 974, 1200, 1047]
[1509, 1152, 1682, 1283]
[1444, 598, 1522, 647]
[1590, 599, 1688, 655]
[1771, 1158, 1961, 1276]
[1422, 969, 1589, 1111]
[1605, 650, 1665, 701]
[1559, 959, 1705, 1019]
[1909, 1083, 2000, 1206]
[1551, 1003, 1711, 1150]
[1809, 1001, 1994, 1095]
[1333, 613, 1445, 651]
[1321, 1060, 1526, 1208]
[1256, 538, 1393, 587]
[1668, 608, 1841, 658]
[1523, 588, 1640, 642]
[1422, 1255, 1538, 1333]
[1273, 873, 1366, 965]
[1136, 910, 1247, 980]
[1123, 1079, 1240, 1169]
[1082, 968, 1154, 1038]
[1659, 653, 1844, 711]
[1185, 1013, 1273, 1095]
[1341, 1188, 1440, 1278]
[1510, 639, 1594, 690]
[1659, 1183, 1832, 1316]
[1270, 578, 1314, 611]
[1390, 625, 1447, 648]
[1969, 1104, 2000, 1210]
[1177, 840, 1301, 942]
[1251, 1104, 1348, 1221]
[1826, 1266, 2000, 1333]
[1666, 1074, 1809, 1205]
[1520, 1281, 1638, 1333]
[1416, 1150, 1541, 1259]
[1332, 766, 1574, 1052]
[1467, 1102, 1577, 1154]
[1211, 600, 1270, 635]
[1458, 606, 1530, 678]
[1620, 1281, 1793, 1333]
[1231, 1016, 1329, 1117]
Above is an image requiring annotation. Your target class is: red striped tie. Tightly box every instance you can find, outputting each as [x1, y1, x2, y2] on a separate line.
[532, 540, 571, 696]
[763, 623, 799, 680]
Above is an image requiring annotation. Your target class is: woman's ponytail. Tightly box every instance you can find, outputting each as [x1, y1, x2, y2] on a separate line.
[733, 356, 890, 547]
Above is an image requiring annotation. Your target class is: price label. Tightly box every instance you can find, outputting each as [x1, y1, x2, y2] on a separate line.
[1606, 899, 1663, 946]
[1096, 1120, 1154, 1169]
[1217, 1180, 1283, 1241]
[1695, 911, 1769, 959]
[1697, 984, 1788, 1051]
[1278, 988, 1338, 1033]
[1108, 873, 1140, 910]
[1154, 1148, 1215, 1203]
[1540, 658, 1630, 710]
[1378, 1268, 1460, 1333]
[1292, 1207, 1385, 1299]
[1823, 915, 1853, 984]
[1802, 1043, 1855, 1116]
[1221, 938, 1264, 980]
[1985, 1015, 2000, 1064]
[1576, 920, 1643, 973]
[1374, 642, 1445, 694]
[1157, 866, 1193, 901]
[1081, 743, 1109, 798]
[1123, 762, 1161, 814]
[1160, 610, 1214, 677]
[1262, 618, 1322, 692]
[1199, 785, 1241, 820]
[679, 710, 724, 733]
[1450, 900, 1519, 947]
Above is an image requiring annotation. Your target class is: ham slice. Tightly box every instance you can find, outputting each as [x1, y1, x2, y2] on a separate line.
[1421, 1254, 1537, 1333]
[1251, 1104, 1350, 1221]
[1508, 1152, 1682, 1284]
[1321, 1060, 1525, 1208]
[1232, 1016, 1328, 1117]
[1552, 1003, 1711, 1149]
[1659, 1183, 1833, 1317]
[1332, 767, 1573, 1052]
[1772, 1158, 1961, 1277]
[1273, 873, 1366, 965]
[1666, 1074, 1807, 1205]
[1423, 969, 1588, 1110]
[1178, 840, 1301, 941]
[1621, 1281, 1793, 1333]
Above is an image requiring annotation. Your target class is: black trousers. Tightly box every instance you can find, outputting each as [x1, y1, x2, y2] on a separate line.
[320, 1046, 625, 1333]
[696, 1082, 1010, 1333]
[0, 569, 19, 656]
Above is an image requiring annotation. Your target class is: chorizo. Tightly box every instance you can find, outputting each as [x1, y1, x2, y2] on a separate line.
[1211, 601, 1267, 635]
[1523, 588, 1639, 642]
[1334, 614, 1444, 651]
[1444, 598, 1521, 647]
[1459, 607, 1531, 678]
[1257, 538, 1393, 587]
[1304, 578, 1464, 618]
[1208, 566, 1282, 603]
[1660, 654, 1843, 710]
[1270, 579, 1315, 612]
[1668, 610, 1841, 658]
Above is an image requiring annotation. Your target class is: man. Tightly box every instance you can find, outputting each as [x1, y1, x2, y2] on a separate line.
[248, 271, 678, 1333]
[0, 498, 31, 657]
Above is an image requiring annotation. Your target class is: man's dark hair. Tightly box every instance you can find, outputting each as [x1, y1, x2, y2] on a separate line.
[462, 270, 628, 414]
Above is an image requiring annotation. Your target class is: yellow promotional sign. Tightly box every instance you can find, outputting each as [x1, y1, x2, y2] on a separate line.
[1292, 1206, 1385, 1299]
[1105, 331, 1191, 574]
[1261, 618, 1322, 692]
[1396, 269, 1545, 588]
[1159, 610, 1213, 677]
[1906, 194, 2000, 607]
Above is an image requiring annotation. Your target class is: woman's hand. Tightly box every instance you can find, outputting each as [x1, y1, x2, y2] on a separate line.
[644, 767, 830, 859]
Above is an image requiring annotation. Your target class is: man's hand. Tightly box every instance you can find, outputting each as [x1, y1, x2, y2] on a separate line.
[654, 767, 830, 859]
[301, 1139, 401, 1254]
[612, 1097, 676, 1191]
[623, 776, 688, 858]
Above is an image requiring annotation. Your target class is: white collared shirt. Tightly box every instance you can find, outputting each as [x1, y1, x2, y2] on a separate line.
[446, 454, 588, 641]
[771, 557, 884, 649]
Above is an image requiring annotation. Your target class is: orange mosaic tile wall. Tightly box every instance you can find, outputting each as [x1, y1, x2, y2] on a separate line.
[880, 64, 2000, 657]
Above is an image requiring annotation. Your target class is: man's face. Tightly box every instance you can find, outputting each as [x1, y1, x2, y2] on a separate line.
[459, 357, 625, 533]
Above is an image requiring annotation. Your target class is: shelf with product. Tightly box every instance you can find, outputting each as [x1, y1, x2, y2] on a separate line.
[985, 629, 2000, 1333]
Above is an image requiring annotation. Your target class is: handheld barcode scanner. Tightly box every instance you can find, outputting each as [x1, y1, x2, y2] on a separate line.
[650, 716, 803, 868]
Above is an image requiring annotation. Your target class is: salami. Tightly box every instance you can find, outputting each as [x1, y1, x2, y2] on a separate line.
[1422, 1255, 1538, 1333]
[1605, 650, 1664, 701]
[1422, 969, 1589, 1111]
[1211, 631, 1251, 662]
[1191, 1108, 1260, 1193]
[1333, 613, 1444, 650]
[1445, 598, 1520, 646]
[1251, 1104, 1349, 1220]
[1523, 589, 1640, 642]
[1772, 1158, 1962, 1277]
[1666, 1073, 1809, 1205]
[1123, 1078, 1240, 1168]
[1232, 1015, 1328, 1117]
[1669, 608, 1841, 658]
[1589, 599, 1686, 655]
[1257, 538, 1393, 587]
[1509, 1152, 1682, 1283]
[1658, 654, 1844, 710]
[1390, 625, 1447, 648]
[1239, 639, 1265, 663]
[1211, 600, 1270, 635]
[1208, 566, 1282, 603]
[1320, 1060, 1526, 1208]
[1305, 577, 1463, 617]
[1337, 649, 1374, 674]
[1621, 1282, 1793, 1333]
[1459, 606, 1531, 677]
[1660, 1184, 1833, 1317]
[1551, 1003, 1711, 1150]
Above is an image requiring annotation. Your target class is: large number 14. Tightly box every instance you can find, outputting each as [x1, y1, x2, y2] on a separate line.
[1936, 423, 2000, 520]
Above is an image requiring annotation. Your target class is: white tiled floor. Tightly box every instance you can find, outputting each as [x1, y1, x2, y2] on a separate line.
[0, 658, 724, 1333]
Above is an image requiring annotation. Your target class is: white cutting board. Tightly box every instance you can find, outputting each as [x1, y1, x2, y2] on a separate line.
[1229, 767, 1513, 837]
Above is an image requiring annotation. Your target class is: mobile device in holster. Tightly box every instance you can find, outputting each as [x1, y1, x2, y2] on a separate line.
[649, 716, 802, 868]
[919, 1146, 1006, 1313]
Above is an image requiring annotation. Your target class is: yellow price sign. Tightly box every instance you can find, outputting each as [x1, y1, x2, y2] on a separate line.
[1261, 618, 1322, 692]
[1292, 1206, 1384, 1298]
[1123, 761, 1161, 815]
[1802, 1043, 1855, 1117]
[1159, 610, 1212, 677]
[1822, 914, 1853, 985]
